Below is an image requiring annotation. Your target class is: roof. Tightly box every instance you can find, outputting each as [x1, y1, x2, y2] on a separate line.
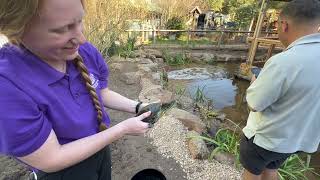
[190, 6, 202, 14]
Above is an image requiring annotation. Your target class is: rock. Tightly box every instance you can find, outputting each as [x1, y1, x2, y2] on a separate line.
[120, 72, 141, 85]
[188, 52, 203, 63]
[200, 53, 215, 63]
[146, 54, 157, 61]
[131, 50, 147, 58]
[109, 56, 136, 63]
[187, 131, 209, 160]
[208, 119, 221, 137]
[216, 54, 242, 62]
[139, 79, 175, 105]
[137, 58, 154, 64]
[167, 108, 205, 134]
[109, 63, 123, 71]
[140, 78, 157, 90]
[139, 87, 175, 105]
[213, 151, 235, 166]
[141, 63, 158, 72]
[152, 72, 160, 81]
[144, 49, 163, 58]
[176, 95, 193, 111]
[108, 56, 124, 62]
[154, 58, 164, 64]
[216, 114, 226, 122]
[138, 65, 152, 73]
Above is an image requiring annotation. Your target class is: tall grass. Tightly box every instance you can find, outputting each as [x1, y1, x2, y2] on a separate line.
[162, 49, 191, 66]
[190, 129, 241, 167]
[193, 86, 207, 104]
[83, 0, 148, 57]
[279, 154, 320, 180]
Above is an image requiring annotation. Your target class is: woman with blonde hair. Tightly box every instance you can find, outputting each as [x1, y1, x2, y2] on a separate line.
[0, 0, 151, 179]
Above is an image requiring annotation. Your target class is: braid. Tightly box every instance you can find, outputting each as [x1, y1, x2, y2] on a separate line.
[74, 55, 107, 132]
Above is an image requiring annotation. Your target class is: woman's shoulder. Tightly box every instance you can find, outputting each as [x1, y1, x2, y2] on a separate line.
[0, 45, 21, 75]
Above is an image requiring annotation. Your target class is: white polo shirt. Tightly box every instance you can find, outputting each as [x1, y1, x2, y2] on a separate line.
[243, 33, 320, 153]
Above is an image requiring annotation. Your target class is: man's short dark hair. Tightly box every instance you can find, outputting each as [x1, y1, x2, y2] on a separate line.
[280, 0, 320, 23]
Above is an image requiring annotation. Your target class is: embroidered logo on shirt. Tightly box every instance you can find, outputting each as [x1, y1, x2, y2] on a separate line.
[89, 73, 99, 89]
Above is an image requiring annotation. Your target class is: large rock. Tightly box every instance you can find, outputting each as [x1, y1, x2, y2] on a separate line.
[109, 63, 124, 71]
[131, 50, 147, 58]
[109, 56, 136, 63]
[139, 78, 174, 104]
[176, 95, 194, 111]
[139, 86, 175, 105]
[144, 49, 163, 58]
[208, 119, 222, 137]
[188, 53, 215, 63]
[140, 63, 158, 72]
[137, 58, 154, 64]
[154, 58, 164, 64]
[213, 151, 235, 166]
[167, 108, 205, 134]
[187, 131, 209, 160]
[120, 72, 141, 85]
[138, 65, 152, 73]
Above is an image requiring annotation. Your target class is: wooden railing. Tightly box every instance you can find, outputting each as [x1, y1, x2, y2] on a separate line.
[125, 29, 277, 46]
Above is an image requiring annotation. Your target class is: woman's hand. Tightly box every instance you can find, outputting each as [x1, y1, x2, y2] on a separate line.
[118, 111, 151, 135]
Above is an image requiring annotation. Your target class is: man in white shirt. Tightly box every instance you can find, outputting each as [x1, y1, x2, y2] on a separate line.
[240, 0, 320, 179]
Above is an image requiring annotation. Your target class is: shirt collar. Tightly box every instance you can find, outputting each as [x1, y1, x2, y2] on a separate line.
[286, 33, 320, 50]
[20, 46, 66, 85]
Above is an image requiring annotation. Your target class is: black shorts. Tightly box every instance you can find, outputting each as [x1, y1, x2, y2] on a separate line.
[30, 146, 111, 180]
[239, 134, 292, 175]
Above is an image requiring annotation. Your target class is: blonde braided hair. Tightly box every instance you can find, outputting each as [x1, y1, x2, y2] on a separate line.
[74, 55, 107, 132]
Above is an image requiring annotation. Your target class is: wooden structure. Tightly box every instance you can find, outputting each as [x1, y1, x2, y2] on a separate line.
[239, 0, 291, 78]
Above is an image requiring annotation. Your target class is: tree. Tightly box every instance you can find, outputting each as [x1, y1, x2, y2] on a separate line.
[207, 0, 225, 11]
[153, 0, 208, 26]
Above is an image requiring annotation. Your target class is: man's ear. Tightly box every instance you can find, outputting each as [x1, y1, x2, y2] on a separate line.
[282, 21, 289, 32]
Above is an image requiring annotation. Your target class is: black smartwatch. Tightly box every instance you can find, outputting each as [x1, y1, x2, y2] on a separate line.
[135, 101, 143, 114]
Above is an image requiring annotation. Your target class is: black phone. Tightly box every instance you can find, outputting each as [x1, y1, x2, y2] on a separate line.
[251, 67, 261, 78]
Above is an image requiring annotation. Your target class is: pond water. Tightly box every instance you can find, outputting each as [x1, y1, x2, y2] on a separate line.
[167, 62, 320, 175]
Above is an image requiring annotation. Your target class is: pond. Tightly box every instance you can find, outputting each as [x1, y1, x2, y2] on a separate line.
[167, 62, 320, 176]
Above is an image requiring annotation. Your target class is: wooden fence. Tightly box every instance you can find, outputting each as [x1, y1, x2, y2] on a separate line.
[125, 29, 277, 46]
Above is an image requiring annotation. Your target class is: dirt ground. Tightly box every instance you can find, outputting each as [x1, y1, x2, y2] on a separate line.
[108, 64, 187, 180]
[0, 62, 187, 180]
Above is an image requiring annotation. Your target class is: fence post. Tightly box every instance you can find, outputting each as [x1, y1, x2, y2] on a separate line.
[141, 25, 145, 43]
[187, 29, 191, 45]
[153, 27, 156, 44]
[217, 31, 224, 49]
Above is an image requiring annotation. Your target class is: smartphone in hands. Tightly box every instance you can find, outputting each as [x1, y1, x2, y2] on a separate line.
[251, 67, 261, 78]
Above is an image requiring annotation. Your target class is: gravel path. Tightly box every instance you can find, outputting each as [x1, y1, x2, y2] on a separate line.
[147, 115, 241, 180]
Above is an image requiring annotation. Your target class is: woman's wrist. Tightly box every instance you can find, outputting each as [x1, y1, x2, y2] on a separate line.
[135, 101, 143, 114]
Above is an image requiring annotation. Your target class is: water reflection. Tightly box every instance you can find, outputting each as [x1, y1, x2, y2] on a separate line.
[187, 78, 237, 109]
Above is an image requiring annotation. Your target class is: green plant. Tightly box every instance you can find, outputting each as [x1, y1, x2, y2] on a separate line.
[190, 129, 241, 167]
[279, 154, 320, 180]
[163, 51, 191, 66]
[160, 68, 169, 89]
[119, 37, 136, 58]
[193, 86, 207, 104]
[166, 17, 184, 38]
[175, 86, 186, 97]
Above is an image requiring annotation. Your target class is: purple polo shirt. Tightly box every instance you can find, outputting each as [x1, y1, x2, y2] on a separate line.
[0, 42, 111, 157]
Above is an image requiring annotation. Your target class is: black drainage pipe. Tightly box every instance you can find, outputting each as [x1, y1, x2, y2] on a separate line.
[131, 169, 166, 180]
